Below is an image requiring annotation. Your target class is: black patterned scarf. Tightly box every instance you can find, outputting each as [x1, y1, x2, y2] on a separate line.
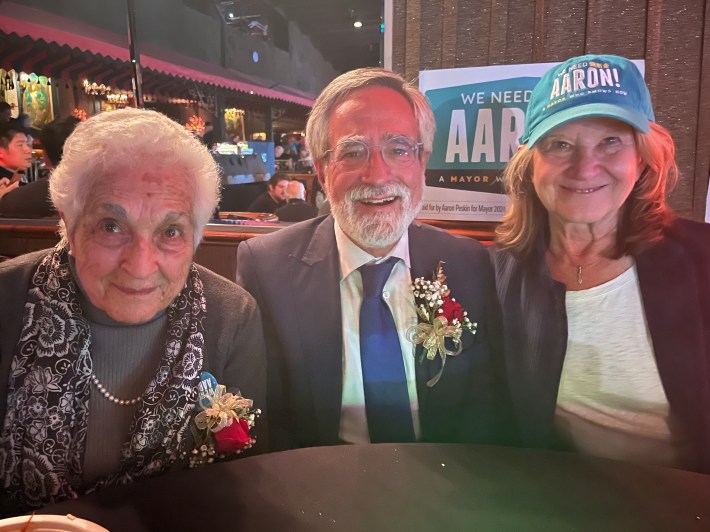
[0, 244, 207, 512]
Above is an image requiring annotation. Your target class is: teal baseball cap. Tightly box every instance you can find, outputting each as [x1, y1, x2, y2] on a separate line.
[521, 54, 655, 147]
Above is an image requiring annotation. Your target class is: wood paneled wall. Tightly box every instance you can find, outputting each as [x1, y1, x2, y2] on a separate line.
[392, 0, 710, 220]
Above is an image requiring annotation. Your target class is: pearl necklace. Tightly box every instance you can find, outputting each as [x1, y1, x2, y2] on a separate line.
[90, 372, 142, 406]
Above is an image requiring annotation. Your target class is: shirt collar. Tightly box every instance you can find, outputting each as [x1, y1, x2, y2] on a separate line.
[334, 218, 411, 281]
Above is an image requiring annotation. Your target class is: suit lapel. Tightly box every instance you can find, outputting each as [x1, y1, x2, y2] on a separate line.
[408, 224, 442, 406]
[289, 217, 344, 443]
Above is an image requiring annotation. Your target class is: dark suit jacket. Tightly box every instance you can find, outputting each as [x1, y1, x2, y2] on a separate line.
[237, 215, 512, 451]
[490, 218, 710, 473]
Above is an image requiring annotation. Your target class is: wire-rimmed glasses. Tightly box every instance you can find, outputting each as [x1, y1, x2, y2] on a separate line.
[324, 136, 423, 171]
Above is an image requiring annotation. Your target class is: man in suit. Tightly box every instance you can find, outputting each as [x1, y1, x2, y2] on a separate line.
[237, 68, 511, 450]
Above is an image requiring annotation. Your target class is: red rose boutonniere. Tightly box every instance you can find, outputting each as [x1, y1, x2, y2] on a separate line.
[187, 372, 261, 467]
[407, 262, 477, 387]
[214, 418, 252, 454]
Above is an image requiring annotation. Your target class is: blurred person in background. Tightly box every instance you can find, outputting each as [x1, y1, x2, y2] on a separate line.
[247, 172, 289, 213]
[0, 116, 79, 218]
[274, 180, 318, 222]
[0, 121, 32, 200]
[491, 54, 710, 473]
[297, 148, 314, 173]
[0, 108, 266, 515]
[201, 121, 215, 147]
[0, 102, 11, 122]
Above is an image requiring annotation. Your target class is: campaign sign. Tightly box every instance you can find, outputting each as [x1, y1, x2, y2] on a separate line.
[419, 63, 555, 221]
[419, 61, 644, 221]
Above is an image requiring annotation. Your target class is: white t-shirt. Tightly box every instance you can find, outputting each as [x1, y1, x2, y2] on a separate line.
[555, 264, 692, 468]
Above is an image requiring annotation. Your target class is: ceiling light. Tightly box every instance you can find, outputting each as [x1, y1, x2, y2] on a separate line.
[353, 20, 362, 28]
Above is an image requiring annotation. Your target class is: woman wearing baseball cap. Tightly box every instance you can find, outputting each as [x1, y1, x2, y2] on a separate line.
[491, 54, 710, 473]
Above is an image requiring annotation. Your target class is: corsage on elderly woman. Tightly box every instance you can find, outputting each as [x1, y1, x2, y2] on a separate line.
[0, 108, 266, 516]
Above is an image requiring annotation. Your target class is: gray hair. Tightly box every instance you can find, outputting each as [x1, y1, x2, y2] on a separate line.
[285, 180, 306, 201]
[305, 68, 435, 162]
[50, 108, 221, 247]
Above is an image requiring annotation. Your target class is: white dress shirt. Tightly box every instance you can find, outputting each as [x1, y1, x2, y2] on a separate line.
[334, 221, 421, 444]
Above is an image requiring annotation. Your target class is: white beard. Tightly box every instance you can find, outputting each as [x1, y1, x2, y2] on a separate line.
[329, 182, 422, 251]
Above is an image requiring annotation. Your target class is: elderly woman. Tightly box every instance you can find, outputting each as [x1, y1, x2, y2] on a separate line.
[0, 108, 266, 514]
[491, 54, 710, 473]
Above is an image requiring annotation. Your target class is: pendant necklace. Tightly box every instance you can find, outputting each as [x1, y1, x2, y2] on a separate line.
[575, 257, 605, 285]
[576, 265, 585, 285]
[547, 249, 605, 286]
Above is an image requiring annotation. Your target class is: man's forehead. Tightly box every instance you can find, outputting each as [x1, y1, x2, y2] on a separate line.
[331, 93, 379, 119]
[327, 87, 416, 131]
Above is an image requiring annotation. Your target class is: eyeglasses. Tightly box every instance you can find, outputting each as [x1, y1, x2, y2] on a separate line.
[324, 136, 423, 171]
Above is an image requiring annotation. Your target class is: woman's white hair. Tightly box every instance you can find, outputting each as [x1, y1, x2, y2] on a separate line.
[50, 107, 221, 248]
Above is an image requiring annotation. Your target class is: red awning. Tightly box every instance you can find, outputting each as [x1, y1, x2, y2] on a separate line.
[0, 33, 132, 86]
[0, 2, 315, 107]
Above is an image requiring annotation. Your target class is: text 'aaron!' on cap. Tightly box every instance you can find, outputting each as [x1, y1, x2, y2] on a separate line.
[521, 54, 655, 148]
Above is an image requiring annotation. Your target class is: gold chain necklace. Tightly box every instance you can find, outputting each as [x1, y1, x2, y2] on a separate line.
[547, 249, 605, 286]
[574, 256, 606, 285]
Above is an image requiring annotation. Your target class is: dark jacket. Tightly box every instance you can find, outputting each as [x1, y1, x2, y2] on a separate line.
[247, 191, 282, 214]
[490, 218, 710, 473]
[275, 198, 318, 222]
[236, 215, 513, 451]
[0, 178, 55, 218]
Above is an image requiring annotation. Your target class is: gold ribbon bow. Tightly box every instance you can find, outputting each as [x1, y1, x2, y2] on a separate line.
[195, 385, 253, 432]
[407, 315, 463, 387]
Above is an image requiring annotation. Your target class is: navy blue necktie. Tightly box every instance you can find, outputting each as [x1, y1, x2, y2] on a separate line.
[359, 257, 415, 443]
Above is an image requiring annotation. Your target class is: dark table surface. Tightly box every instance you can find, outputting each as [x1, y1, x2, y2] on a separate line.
[39, 443, 710, 531]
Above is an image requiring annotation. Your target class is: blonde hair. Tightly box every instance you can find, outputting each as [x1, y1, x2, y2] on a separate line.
[496, 121, 677, 258]
[50, 108, 221, 247]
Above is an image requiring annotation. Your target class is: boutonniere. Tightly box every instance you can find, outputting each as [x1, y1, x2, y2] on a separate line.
[407, 262, 477, 387]
[187, 371, 261, 467]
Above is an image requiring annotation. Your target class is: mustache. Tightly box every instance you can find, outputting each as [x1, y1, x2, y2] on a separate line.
[344, 183, 410, 202]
